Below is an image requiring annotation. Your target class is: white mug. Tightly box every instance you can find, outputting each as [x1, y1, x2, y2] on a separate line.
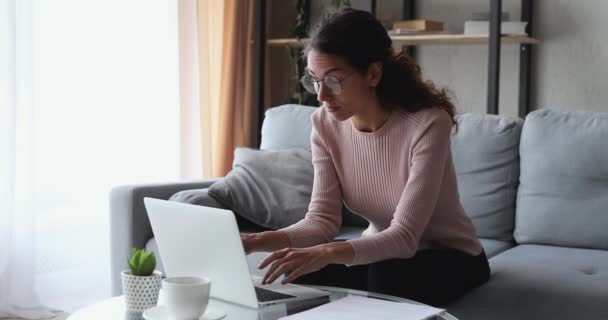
[162, 276, 211, 320]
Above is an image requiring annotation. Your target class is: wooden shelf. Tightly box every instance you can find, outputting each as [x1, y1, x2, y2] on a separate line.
[391, 34, 540, 45]
[267, 34, 540, 47]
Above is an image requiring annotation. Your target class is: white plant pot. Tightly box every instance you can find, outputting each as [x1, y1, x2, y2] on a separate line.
[121, 270, 163, 311]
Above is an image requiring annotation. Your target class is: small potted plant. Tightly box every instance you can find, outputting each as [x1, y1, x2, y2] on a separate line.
[121, 248, 163, 311]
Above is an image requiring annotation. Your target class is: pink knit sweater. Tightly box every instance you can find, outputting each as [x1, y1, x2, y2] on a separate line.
[280, 106, 483, 265]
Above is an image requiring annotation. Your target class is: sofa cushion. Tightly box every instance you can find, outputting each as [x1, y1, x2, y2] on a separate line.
[451, 113, 523, 241]
[447, 244, 608, 320]
[515, 110, 608, 249]
[169, 188, 225, 208]
[208, 147, 314, 230]
[479, 238, 515, 258]
[260, 104, 317, 150]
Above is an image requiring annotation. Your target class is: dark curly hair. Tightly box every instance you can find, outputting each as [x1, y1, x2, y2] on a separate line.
[304, 8, 456, 124]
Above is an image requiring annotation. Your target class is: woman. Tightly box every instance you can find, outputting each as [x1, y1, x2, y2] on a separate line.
[241, 8, 490, 307]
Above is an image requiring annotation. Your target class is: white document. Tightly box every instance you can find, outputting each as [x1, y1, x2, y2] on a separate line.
[279, 295, 445, 320]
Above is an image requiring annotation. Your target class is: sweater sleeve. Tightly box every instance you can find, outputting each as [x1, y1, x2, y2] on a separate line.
[346, 112, 453, 265]
[279, 119, 343, 248]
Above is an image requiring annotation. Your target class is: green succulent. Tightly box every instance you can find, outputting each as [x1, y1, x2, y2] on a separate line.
[128, 248, 157, 276]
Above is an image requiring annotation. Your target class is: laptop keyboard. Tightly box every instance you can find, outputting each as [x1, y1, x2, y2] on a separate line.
[255, 286, 296, 302]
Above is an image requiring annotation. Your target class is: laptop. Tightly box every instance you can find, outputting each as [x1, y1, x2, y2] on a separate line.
[144, 197, 330, 309]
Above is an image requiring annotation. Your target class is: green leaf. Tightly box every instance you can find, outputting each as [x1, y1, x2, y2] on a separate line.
[138, 250, 146, 266]
[128, 249, 139, 274]
[132, 250, 142, 263]
[126, 248, 157, 276]
[128, 258, 135, 270]
[140, 253, 156, 276]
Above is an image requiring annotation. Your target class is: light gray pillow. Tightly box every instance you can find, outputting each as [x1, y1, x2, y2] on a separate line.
[169, 188, 225, 209]
[260, 104, 317, 150]
[515, 109, 608, 249]
[208, 147, 314, 230]
[451, 113, 523, 241]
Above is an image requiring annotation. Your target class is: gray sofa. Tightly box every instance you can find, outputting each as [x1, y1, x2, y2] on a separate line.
[110, 104, 608, 319]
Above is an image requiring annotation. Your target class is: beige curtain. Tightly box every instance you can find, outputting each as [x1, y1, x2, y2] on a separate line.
[196, 0, 257, 178]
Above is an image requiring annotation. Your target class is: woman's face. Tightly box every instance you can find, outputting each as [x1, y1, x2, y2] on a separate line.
[306, 49, 380, 121]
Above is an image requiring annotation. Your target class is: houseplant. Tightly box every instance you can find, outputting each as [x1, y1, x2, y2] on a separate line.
[121, 248, 163, 311]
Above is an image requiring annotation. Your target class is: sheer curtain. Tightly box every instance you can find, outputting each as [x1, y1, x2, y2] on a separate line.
[1, 0, 55, 318]
[1, 0, 180, 317]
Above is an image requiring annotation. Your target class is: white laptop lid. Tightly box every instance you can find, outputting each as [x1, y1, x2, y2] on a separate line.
[144, 197, 259, 308]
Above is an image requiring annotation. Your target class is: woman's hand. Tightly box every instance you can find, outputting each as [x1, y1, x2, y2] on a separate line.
[258, 245, 332, 285]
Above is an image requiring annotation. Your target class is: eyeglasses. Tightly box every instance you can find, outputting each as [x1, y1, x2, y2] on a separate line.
[300, 71, 355, 96]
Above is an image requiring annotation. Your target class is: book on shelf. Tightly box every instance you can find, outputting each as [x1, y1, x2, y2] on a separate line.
[392, 19, 444, 32]
[464, 20, 528, 36]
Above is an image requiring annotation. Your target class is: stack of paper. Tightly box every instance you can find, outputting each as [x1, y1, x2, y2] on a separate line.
[279, 296, 445, 320]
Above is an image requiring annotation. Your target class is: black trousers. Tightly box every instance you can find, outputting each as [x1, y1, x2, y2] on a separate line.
[293, 248, 490, 307]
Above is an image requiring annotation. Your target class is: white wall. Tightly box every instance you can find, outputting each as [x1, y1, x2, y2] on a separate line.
[532, 0, 608, 112]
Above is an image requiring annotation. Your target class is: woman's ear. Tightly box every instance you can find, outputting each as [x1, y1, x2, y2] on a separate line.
[367, 62, 382, 87]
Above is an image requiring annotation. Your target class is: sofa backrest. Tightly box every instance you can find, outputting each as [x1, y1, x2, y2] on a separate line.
[515, 109, 608, 250]
[451, 113, 523, 241]
[260, 104, 316, 150]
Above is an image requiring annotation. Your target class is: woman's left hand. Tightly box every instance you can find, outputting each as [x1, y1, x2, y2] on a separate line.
[258, 245, 332, 285]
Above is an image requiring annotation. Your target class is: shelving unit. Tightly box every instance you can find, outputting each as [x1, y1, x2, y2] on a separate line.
[254, 0, 538, 142]
[267, 34, 539, 47]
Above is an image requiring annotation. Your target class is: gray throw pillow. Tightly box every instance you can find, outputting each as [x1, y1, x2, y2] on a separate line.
[169, 188, 225, 209]
[208, 147, 314, 230]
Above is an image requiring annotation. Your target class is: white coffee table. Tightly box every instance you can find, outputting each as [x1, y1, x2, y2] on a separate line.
[68, 286, 458, 320]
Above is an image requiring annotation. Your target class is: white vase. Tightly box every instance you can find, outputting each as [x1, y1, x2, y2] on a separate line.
[121, 270, 163, 311]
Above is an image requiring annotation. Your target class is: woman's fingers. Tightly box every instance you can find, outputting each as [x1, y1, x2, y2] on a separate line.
[258, 248, 290, 269]
[262, 255, 290, 284]
[264, 260, 298, 285]
[281, 265, 307, 284]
